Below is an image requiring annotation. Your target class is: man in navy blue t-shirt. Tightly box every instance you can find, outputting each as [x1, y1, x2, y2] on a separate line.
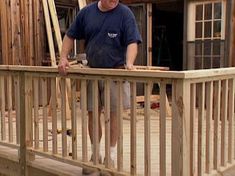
[58, 0, 141, 174]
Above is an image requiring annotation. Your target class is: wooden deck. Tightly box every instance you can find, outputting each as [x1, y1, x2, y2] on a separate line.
[1, 105, 174, 176]
[1, 105, 221, 176]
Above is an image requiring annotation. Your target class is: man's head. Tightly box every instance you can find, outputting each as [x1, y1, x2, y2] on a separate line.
[99, 0, 119, 11]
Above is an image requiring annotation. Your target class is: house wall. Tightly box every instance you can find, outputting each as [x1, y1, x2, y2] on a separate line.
[0, 0, 46, 66]
[186, 0, 234, 69]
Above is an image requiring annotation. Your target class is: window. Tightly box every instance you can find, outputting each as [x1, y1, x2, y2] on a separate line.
[187, 1, 225, 70]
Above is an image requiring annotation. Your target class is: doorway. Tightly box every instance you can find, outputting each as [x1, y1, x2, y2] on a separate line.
[152, 1, 184, 71]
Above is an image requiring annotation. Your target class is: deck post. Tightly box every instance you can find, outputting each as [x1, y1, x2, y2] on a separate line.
[25, 75, 33, 148]
[172, 79, 191, 176]
[19, 71, 27, 176]
[19, 71, 35, 176]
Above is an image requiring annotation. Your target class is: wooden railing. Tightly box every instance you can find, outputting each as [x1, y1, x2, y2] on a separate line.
[0, 65, 235, 176]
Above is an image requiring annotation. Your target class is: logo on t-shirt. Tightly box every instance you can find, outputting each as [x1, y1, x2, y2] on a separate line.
[108, 32, 118, 38]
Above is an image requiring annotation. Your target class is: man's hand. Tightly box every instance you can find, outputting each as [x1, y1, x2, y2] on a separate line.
[125, 64, 135, 70]
[58, 58, 70, 75]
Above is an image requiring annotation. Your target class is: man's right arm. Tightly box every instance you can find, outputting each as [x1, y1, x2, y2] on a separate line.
[58, 35, 75, 75]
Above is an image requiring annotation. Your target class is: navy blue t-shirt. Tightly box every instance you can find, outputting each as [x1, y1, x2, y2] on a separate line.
[66, 2, 142, 68]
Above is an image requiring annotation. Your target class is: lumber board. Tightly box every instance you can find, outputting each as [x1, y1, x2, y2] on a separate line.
[45, 0, 72, 121]
[48, 0, 62, 53]
[42, 0, 71, 120]
[42, 0, 56, 66]
[136, 95, 159, 103]
[78, 0, 87, 9]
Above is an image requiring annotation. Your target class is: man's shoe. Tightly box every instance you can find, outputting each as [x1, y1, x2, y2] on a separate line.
[82, 155, 102, 175]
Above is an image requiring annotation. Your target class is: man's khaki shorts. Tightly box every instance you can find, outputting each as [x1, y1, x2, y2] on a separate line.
[86, 80, 130, 112]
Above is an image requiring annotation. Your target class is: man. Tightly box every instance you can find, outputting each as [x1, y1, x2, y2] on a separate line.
[58, 0, 142, 174]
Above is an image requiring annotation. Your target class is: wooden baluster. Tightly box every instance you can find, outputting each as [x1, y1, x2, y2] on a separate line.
[33, 77, 39, 149]
[198, 82, 205, 176]
[190, 83, 196, 176]
[71, 79, 77, 159]
[205, 81, 213, 173]
[7, 75, 13, 142]
[117, 80, 123, 171]
[41, 77, 48, 152]
[81, 79, 88, 162]
[221, 79, 228, 167]
[130, 81, 137, 175]
[61, 78, 67, 157]
[213, 81, 221, 170]
[0, 76, 6, 141]
[228, 78, 234, 163]
[14, 75, 20, 144]
[51, 77, 57, 154]
[92, 80, 99, 164]
[144, 81, 151, 176]
[104, 79, 111, 167]
[160, 82, 166, 176]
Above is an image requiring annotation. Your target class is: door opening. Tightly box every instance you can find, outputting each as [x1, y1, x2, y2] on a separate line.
[152, 1, 184, 71]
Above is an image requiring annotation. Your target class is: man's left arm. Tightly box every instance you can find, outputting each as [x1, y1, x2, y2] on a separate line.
[126, 42, 138, 70]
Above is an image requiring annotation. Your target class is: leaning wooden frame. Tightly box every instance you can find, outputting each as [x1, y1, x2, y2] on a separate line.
[0, 65, 234, 176]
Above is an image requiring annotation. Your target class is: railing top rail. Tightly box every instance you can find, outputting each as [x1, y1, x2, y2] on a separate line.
[0, 65, 235, 80]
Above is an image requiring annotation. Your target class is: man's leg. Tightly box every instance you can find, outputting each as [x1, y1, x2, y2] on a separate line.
[88, 111, 102, 145]
[109, 112, 118, 164]
[82, 111, 102, 175]
[110, 112, 118, 146]
[107, 81, 130, 163]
